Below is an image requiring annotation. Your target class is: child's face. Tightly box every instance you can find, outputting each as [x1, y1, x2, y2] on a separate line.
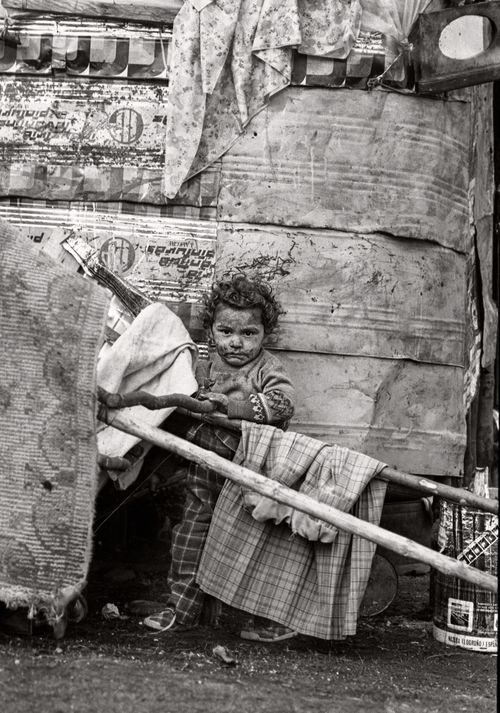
[211, 304, 265, 366]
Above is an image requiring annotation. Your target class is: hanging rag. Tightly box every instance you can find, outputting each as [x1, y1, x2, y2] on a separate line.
[97, 302, 198, 489]
[359, 0, 431, 82]
[197, 422, 387, 640]
[163, 0, 362, 198]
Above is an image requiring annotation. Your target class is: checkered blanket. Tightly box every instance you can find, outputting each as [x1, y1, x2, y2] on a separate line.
[197, 423, 387, 639]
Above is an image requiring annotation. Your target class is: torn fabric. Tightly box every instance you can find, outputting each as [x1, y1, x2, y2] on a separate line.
[97, 302, 198, 489]
[162, 0, 362, 198]
[359, 0, 431, 81]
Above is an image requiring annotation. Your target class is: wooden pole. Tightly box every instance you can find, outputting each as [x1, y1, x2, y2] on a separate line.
[3, 0, 182, 22]
[378, 468, 498, 516]
[176, 409, 499, 515]
[100, 409, 498, 594]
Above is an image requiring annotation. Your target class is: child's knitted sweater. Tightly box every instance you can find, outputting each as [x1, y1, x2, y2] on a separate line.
[197, 349, 295, 427]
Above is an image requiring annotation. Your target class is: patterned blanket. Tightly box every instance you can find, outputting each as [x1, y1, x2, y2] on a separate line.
[0, 218, 109, 617]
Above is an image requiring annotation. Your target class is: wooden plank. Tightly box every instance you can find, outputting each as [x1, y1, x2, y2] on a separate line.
[411, 4, 500, 93]
[277, 351, 466, 477]
[100, 409, 498, 594]
[217, 222, 466, 366]
[3, 0, 182, 23]
[218, 87, 471, 251]
[471, 84, 496, 368]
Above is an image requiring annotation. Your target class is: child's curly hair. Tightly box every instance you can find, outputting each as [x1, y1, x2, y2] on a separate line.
[203, 273, 283, 335]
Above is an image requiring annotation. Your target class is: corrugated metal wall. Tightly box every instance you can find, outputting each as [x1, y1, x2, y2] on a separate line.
[0, 13, 477, 478]
[214, 88, 470, 476]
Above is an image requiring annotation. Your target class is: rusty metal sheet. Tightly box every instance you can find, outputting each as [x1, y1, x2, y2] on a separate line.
[279, 351, 465, 477]
[3, 1, 182, 23]
[217, 87, 470, 251]
[2, 198, 467, 475]
[0, 16, 384, 89]
[217, 222, 466, 366]
[291, 32, 386, 89]
[0, 197, 217, 224]
[0, 16, 172, 80]
[0, 14, 387, 90]
[0, 77, 219, 205]
[0, 202, 217, 343]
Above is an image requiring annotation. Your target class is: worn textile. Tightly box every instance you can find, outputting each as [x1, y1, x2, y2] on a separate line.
[197, 423, 387, 639]
[97, 302, 198, 489]
[167, 424, 239, 625]
[163, 0, 361, 197]
[197, 349, 295, 424]
[0, 218, 109, 611]
[360, 0, 429, 39]
[167, 349, 295, 624]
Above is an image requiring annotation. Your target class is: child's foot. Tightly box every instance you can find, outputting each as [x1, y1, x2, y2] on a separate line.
[143, 607, 195, 633]
[240, 618, 297, 642]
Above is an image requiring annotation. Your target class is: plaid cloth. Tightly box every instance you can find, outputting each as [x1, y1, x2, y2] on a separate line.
[167, 423, 240, 625]
[197, 423, 387, 640]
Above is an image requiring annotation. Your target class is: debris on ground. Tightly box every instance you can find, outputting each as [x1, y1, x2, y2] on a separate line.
[212, 645, 238, 666]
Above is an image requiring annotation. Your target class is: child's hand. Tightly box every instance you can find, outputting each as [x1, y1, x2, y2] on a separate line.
[198, 392, 229, 414]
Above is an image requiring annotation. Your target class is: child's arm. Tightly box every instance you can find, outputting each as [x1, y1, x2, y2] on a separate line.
[200, 359, 295, 427]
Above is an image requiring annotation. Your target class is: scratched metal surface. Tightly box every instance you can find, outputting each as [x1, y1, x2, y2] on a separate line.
[217, 222, 466, 367]
[217, 87, 471, 251]
[0, 16, 172, 79]
[0, 202, 217, 344]
[279, 351, 465, 476]
[0, 70, 473, 478]
[0, 197, 217, 222]
[0, 14, 386, 89]
[0, 199, 469, 476]
[0, 77, 220, 205]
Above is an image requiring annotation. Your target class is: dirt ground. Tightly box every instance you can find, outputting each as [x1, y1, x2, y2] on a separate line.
[0, 536, 497, 713]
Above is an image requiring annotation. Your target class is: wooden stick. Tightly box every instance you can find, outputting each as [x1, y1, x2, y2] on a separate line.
[3, 0, 182, 23]
[379, 468, 498, 516]
[97, 386, 217, 414]
[168, 407, 499, 515]
[99, 409, 498, 594]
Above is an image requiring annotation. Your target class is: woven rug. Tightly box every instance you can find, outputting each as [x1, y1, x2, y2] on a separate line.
[0, 218, 109, 615]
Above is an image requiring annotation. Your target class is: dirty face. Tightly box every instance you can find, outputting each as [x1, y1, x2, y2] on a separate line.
[211, 304, 265, 367]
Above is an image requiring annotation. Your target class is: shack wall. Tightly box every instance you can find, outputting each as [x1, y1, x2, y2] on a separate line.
[0, 11, 485, 479]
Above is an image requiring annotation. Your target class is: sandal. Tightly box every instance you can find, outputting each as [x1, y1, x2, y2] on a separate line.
[240, 621, 297, 642]
[143, 607, 196, 633]
[143, 607, 177, 632]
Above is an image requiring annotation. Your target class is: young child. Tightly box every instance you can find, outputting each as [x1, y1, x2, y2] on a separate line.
[144, 273, 296, 633]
